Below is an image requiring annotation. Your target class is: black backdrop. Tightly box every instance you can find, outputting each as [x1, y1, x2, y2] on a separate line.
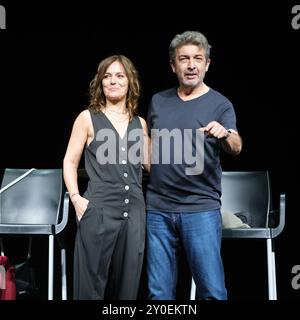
[0, 2, 299, 301]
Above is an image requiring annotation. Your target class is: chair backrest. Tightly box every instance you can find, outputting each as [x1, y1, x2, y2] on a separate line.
[221, 171, 271, 228]
[0, 169, 63, 225]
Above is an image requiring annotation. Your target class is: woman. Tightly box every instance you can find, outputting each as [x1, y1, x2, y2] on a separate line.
[63, 55, 150, 300]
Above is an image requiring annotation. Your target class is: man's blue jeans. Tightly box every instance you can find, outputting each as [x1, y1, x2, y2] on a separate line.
[146, 210, 227, 300]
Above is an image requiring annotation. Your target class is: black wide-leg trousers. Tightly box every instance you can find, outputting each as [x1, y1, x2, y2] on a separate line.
[73, 200, 145, 300]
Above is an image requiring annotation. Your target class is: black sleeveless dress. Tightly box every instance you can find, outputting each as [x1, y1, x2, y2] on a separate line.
[73, 110, 146, 300]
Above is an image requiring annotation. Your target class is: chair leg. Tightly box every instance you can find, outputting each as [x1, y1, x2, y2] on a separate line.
[267, 238, 277, 300]
[48, 235, 54, 300]
[271, 247, 277, 299]
[61, 248, 67, 300]
[190, 277, 196, 300]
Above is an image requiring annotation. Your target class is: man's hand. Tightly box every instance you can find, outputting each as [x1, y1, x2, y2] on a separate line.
[199, 121, 229, 139]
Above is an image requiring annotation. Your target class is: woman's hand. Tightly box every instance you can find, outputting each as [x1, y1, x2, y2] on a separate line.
[72, 194, 89, 221]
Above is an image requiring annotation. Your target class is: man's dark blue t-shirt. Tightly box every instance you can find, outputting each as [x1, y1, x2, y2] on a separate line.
[146, 87, 238, 212]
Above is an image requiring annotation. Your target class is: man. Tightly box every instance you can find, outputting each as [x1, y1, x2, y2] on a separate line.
[146, 31, 242, 300]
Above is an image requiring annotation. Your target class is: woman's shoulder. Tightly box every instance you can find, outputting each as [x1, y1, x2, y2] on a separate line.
[79, 109, 91, 118]
[138, 116, 147, 130]
[138, 116, 146, 124]
[74, 109, 93, 129]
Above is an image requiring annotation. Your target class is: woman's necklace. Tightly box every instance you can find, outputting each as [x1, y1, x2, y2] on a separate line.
[104, 107, 129, 122]
[105, 107, 128, 115]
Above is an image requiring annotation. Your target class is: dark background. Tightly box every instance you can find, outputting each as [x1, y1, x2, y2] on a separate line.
[0, 2, 299, 301]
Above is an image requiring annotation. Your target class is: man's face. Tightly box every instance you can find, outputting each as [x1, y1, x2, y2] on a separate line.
[171, 44, 210, 89]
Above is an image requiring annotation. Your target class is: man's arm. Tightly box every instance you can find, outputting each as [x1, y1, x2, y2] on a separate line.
[199, 121, 242, 156]
[220, 129, 242, 155]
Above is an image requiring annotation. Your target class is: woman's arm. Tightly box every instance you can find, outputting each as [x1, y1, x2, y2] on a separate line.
[63, 110, 92, 220]
[139, 117, 151, 172]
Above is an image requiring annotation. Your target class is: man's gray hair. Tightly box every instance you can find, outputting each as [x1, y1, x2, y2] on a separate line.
[169, 31, 211, 62]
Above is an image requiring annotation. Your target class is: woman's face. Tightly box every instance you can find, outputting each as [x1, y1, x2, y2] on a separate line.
[102, 60, 129, 103]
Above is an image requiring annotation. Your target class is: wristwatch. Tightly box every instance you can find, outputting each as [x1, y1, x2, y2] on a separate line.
[222, 129, 231, 140]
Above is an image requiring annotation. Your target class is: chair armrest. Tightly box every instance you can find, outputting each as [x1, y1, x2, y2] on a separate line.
[271, 193, 285, 238]
[55, 192, 69, 234]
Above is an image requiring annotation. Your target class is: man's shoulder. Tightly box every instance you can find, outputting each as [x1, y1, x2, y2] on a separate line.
[152, 87, 176, 101]
[208, 88, 232, 105]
